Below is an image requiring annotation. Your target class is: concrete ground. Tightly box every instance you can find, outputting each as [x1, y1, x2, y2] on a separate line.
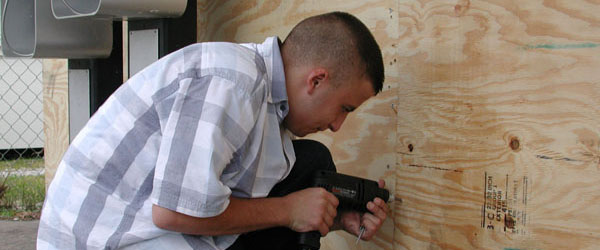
[0, 220, 39, 250]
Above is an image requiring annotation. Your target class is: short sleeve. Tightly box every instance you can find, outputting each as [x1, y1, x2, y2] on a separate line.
[150, 74, 262, 218]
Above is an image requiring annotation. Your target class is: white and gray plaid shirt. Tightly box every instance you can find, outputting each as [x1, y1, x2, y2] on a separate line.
[38, 37, 296, 250]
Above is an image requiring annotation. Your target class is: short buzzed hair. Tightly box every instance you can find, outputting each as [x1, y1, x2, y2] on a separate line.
[282, 12, 384, 94]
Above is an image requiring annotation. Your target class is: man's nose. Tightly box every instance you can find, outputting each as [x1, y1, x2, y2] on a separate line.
[328, 113, 348, 132]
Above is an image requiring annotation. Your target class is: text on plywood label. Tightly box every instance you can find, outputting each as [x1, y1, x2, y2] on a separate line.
[482, 172, 530, 236]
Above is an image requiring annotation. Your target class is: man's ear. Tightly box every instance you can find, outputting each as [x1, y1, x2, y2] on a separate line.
[306, 68, 328, 95]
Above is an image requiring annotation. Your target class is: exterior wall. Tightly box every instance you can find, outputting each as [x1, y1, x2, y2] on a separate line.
[43, 0, 600, 249]
[197, 0, 600, 249]
[197, 1, 399, 249]
[394, 1, 600, 249]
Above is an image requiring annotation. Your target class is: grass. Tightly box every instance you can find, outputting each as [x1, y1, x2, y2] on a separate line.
[0, 158, 45, 220]
[0, 158, 44, 171]
[0, 174, 45, 210]
[0, 207, 16, 218]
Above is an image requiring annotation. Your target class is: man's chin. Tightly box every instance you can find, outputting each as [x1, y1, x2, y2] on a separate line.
[289, 129, 314, 138]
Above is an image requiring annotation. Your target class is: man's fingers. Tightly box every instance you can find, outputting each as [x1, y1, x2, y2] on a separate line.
[358, 224, 375, 240]
[319, 221, 330, 236]
[373, 197, 390, 215]
[321, 190, 337, 229]
[286, 187, 343, 234]
[356, 198, 389, 241]
[367, 201, 388, 222]
[362, 212, 382, 228]
[340, 211, 362, 236]
[325, 191, 339, 207]
[325, 209, 336, 228]
[327, 202, 337, 220]
[360, 212, 386, 240]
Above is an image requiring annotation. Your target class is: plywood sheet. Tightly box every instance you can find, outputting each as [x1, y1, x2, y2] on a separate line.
[394, 0, 600, 249]
[41, 0, 600, 249]
[42, 59, 69, 188]
[198, 1, 398, 249]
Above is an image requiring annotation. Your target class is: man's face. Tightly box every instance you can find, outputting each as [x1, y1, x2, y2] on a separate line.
[284, 76, 375, 137]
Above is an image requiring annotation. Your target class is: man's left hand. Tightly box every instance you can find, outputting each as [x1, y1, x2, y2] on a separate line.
[338, 179, 389, 241]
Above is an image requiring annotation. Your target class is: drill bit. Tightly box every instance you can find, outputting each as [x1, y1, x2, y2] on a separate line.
[355, 226, 365, 244]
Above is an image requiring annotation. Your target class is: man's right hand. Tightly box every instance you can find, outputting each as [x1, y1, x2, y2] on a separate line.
[152, 187, 339, 237]
[283, 187, 339, 236]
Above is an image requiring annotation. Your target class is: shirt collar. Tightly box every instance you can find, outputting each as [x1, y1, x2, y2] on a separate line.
[260, 36, 289, 122]
[270, 38, 287, 103]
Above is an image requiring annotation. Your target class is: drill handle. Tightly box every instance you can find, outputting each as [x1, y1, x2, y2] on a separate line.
[298, 231, 321, 250]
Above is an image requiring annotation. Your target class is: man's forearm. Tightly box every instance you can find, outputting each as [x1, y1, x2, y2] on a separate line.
[152, 196, 290, 236]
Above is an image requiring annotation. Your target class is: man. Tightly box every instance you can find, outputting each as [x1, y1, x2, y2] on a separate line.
[38, 11, 388, 250]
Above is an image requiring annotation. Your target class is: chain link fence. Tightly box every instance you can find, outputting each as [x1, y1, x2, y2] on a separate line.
[0, 13, 46, 216]
[0, 52, 45, 175]
[0, 50, 46, 214]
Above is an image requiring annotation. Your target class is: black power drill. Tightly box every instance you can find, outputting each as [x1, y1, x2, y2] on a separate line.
[298, 170, 391, 250]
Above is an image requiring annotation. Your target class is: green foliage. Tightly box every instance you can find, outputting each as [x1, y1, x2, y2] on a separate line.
[0, 158, 45, 219]
[0, 174, 8, 201]
[0, 207, 16, 218]
[0, 175, 45, 211]
[0, 158, 44, 171]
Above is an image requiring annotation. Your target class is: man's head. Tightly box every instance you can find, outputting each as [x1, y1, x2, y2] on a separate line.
[281, 12, 384, 137]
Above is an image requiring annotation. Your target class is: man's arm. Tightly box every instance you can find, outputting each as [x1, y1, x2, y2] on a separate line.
[152, 187, 339, 236]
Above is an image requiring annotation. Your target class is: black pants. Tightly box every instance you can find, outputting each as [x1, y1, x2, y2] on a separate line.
[226, 139, 336, 250]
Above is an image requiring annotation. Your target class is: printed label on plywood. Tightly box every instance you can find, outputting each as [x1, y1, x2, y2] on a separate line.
[482, 172, 530, 236]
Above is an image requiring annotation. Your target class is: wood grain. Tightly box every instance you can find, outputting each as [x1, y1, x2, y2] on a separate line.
[41, 0, 600, 249]
[198, 1, 398, 249]
[42, 59, 69, 189]
[395, 0, 600, 249]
